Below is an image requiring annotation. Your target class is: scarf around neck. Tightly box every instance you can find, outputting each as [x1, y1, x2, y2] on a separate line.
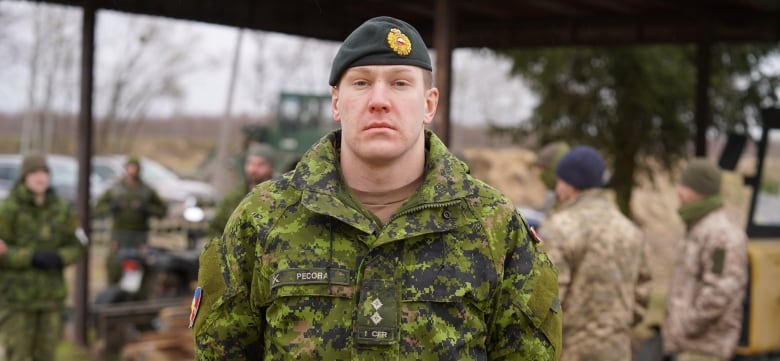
[678, 194, 723, 228]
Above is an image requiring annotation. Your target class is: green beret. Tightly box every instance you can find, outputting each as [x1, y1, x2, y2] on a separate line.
[19, 152, 49, 180]
[329, 16, 432, 86]
[681, 158, 721, 196]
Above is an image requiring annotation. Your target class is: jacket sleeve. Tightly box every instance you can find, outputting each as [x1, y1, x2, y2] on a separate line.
[146, 189, 168, 219]
[487, 213, 562, 360]
[0, 202, 32, 269]
[193, 199, 263, 360]
[539, 223, 572, 303]
[93, 188, 114, 218]
[56, 206, 84, 266]
[632, 239, 652, 327]
[686, 229, 747, 336]
[0, 246, 35, 269]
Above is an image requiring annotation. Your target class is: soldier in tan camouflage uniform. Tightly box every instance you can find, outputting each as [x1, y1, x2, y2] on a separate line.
[540, 146, 652, 361]
[192, 16, 562, 361]
[662, 158, 748, 361]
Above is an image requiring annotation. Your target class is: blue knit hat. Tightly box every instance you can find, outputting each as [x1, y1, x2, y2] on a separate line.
[555, 146, 605, 190]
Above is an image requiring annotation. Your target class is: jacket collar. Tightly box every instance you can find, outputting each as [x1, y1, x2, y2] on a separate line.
[291, 129, 476, 234]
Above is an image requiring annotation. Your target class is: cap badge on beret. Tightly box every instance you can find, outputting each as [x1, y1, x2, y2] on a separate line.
[387, 28, 412, 56]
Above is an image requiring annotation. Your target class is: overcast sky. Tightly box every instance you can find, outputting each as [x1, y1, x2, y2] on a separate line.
[0, 1, 537, 127]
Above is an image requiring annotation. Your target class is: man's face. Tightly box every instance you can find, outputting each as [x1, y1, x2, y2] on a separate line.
[554, 179, 577, 203]
[125, 163, 140, 180]
[24, 169, 50, 195]
[245, 155, 273, 186]
[676, 184, 703, 206]
[332, 65, 438, 165]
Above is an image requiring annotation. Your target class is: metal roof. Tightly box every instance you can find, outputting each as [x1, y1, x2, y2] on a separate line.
[32, 0, 780, 47]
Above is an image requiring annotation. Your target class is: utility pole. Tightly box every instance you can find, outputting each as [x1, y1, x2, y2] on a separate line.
[213, 28, 244, 196]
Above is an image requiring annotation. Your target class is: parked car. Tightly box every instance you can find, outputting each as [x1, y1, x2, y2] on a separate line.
[0, 153, 107, 204]
[90, 155, 217, 219]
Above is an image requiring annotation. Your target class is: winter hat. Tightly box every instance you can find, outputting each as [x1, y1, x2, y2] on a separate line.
[126, 156, 141, 167]
[19, 152, 49, 180]
[329, 16, 432, 86]
[246, 143, 275, 166]
[536, 141, 570, 190]
[681, 158, 721, 196]
[555, 146, 605, 190]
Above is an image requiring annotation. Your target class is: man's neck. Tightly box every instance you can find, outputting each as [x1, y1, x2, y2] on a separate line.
[33, 192, 45, 206]
[123, 177, 140, 187]
[340, 150, 425, 193]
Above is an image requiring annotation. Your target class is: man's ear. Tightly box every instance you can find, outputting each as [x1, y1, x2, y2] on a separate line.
[422, 87, 439, 125]
[331, 87, 341, 123]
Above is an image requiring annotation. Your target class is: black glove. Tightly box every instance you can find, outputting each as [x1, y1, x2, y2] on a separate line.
[31, 250, 63, 269]
[137, 203, 148, 215]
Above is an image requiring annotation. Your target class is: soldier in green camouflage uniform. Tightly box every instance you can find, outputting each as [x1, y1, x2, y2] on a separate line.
[95, 157, 167, 282]
[192, 16, 562, 361]
[539, 146, 651, 361]
[207, 145, 275, 239]
[0, 153, 84, 361]
[662, 159, 747, 361]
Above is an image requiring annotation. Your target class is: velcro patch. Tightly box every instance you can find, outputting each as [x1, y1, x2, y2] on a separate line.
[711, 248, 726, 275]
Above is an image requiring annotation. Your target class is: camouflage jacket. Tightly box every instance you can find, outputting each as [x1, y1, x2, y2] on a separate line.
[193, 130, 562, 361]
[662, 207, 747, 359]
[539, 189, 651, 361]
[94, 179, 167, 232]
[0, 183, 84, 309]
[207, 181, 250, 239]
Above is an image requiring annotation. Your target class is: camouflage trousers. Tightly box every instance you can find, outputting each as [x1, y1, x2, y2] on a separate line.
[0, 308, 62, 361]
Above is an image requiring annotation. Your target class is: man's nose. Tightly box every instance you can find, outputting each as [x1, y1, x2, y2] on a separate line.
[368, 82, 391, 113]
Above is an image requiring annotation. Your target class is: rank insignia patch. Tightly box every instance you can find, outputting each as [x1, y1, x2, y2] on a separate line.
[387, 28, 412, 56]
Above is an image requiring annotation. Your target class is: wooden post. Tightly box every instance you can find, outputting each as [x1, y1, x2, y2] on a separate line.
[433, 0, 455, 146]
[75, 0, 96, 346]
[695, 40, 711, 157]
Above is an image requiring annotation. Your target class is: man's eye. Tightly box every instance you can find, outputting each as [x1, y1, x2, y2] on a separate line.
[353, 80, 369, 87]
[393, 81, 410, 87]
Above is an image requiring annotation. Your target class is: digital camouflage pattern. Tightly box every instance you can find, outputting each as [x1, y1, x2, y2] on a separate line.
[194, 130, 562, 360]
[0, 183, 83, 308]
[662, 208, 747, 360]
[539, 189, 651, 361]
[207, 181, 250, 239]
[0, 183, 83, 361]
[0, 308, 62, 361]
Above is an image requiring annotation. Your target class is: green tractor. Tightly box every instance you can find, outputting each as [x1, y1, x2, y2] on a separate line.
[242, 92, 337, 173]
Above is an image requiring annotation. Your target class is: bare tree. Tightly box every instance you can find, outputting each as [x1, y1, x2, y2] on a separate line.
[15, 4, 80, 154]
[95, 17, 198, 154]
[250, 33, 335, 116]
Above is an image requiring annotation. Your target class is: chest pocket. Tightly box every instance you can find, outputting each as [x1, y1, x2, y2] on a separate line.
[400, 232, 495, 308]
